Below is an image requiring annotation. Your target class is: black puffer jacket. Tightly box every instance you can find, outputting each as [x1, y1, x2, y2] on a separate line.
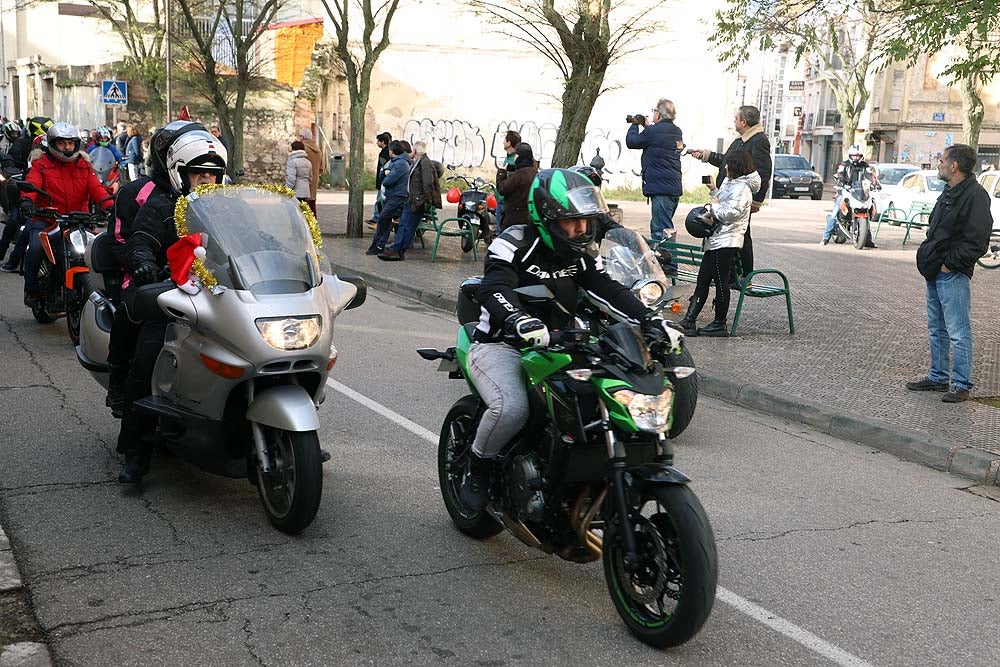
[475, 224, 649, 343]
[916, 175, 992, 280]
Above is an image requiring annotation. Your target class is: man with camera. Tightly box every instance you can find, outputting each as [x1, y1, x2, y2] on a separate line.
[625, 99, 684, 250]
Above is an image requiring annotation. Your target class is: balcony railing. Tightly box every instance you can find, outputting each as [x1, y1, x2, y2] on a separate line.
[804, 113, 814, 131]
[172, 16, 259, 69]
[822, 110, 843, 128]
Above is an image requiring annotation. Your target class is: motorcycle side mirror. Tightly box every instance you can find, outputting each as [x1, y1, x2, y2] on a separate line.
[446, 164, 456, 171]
[338, 274, 367, 310]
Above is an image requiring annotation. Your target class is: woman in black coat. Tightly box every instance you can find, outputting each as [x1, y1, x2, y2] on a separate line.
[495, 143, 538, 230]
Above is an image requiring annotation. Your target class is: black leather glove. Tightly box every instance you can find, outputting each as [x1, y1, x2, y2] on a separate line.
[132, 260, 160, 287]
[18, 198, 34, 215]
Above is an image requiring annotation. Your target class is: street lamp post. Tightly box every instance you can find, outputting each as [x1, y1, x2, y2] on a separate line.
[165, 0, 172, 121]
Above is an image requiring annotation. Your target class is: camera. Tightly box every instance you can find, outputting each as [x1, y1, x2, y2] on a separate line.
[626, 114, 646, 125]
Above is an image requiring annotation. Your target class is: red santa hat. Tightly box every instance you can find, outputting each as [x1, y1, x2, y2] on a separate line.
[166, 232, 207, 294]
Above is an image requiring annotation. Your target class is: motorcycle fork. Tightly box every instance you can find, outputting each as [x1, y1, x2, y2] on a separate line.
[247, 380, 273, 473]
[601, 403, 639, 570]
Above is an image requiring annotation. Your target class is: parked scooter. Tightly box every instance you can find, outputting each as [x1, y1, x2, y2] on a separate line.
[76, 185, 366, 534]
[833, 179, 877, 249]
[444, 166, 497, 249]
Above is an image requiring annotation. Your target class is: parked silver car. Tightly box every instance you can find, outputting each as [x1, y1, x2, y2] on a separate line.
[872, 163, 920, 218]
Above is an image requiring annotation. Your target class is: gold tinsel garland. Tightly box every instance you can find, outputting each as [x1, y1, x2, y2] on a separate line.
[173, 183, 324, 291]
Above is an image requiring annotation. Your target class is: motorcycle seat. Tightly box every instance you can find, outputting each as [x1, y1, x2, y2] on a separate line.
[88, 232, 121, 275]
[125, 281, 176, 322]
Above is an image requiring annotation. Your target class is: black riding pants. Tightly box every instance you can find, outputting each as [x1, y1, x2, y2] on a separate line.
[693, 247, 737, 322]
[116, 319, 168, 456]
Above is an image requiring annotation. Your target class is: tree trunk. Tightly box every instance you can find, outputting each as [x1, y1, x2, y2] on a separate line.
[345, 92, 368, 238]
[551, 71, 605, 168]
[959, 73, 984, 151]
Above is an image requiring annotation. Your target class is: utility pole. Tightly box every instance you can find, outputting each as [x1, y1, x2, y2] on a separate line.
[165, 0, 172, 120]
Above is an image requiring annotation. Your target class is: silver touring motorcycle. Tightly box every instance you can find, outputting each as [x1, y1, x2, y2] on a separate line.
[77, 185, 366, 533]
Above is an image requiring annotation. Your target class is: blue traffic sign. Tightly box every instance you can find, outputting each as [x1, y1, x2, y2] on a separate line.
[101, 80, 128, 106]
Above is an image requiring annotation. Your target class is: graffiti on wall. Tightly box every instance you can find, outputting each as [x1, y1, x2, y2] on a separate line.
[402, 117, 644, 177]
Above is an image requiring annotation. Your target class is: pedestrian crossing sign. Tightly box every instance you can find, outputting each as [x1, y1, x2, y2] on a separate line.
[101, 80, 128, 106]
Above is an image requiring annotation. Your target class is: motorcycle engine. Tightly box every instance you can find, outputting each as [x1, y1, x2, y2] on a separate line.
[510, 453, 546, 524]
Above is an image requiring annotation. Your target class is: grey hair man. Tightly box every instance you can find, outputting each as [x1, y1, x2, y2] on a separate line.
[691, 105, 772, 280]
[625, 97, 684, 247]
[379, 139, 443, 261]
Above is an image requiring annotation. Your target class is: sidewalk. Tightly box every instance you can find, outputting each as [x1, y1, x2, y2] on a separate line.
[0, 526, 51, 667]
[314, 192, 1000, 486]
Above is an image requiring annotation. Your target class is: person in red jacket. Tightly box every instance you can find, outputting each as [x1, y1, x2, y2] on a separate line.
[21, 122, 113, 305]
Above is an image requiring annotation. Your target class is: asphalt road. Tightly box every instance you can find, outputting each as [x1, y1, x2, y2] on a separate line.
[0, 279, 998, 666]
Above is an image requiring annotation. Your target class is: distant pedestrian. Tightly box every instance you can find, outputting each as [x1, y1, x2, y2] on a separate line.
[378, 140, 441, 261]
[370, 131, 392, 227]
[625, 99, 684, 243]
[494, 130, 520, 228]
[285, 140, 312, 203]
[906, 144, 992, 403]
[366, 140, 409, 256]
[209, 124, 231, 154]
[298, 128, 323, 216]
[691, 105, 772, 282]
[114, 122, 128, 154]
[495, 142, 538, 231]
[124, 124, 144, 182]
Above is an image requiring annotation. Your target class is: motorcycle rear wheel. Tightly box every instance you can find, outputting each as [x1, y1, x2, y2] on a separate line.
[978, 239, 1000, 269]
[255, 427, 323, 534]
[438, 395, 502, 539]
[603, 484, 717, 648]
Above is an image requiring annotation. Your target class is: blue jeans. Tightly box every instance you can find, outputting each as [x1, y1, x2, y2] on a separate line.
[23, 219, 52, 293]
[925, 271, 973, 390]
[369, 195, 406, 251]
[823, 196, 841, 241]
[495, 202, 504, 231]
[650, 195, 679, 242]
[389, 205, 422, 253]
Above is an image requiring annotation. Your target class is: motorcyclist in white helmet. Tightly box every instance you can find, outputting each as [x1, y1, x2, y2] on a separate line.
[822, 144, 879, 246]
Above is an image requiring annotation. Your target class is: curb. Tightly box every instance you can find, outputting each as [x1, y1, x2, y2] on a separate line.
[330, 257, 1000, 487]
[0, 527, 52, 667]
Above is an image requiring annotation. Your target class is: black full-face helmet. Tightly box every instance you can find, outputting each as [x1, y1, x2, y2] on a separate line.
[527, 168, 608, 257]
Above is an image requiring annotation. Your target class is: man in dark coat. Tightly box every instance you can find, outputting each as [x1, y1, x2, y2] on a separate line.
[692, 105, 772, 278]
[905, 144, 992, 403]
[379, 140, 442, 261]
[625, 99, 684, 243]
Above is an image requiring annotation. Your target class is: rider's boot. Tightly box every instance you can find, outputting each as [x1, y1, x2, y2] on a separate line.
[679, 296, 705, 335]
[117, 452, 150, 485]
[106, 364, 128, 419]
[459, 451, 492, 511]
[697, 319, 729, 337]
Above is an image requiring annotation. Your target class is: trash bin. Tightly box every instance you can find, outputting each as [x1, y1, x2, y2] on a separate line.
[329, 153, 346, 189]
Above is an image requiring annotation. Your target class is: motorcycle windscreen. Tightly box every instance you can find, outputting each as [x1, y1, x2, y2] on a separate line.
[600, 227, 668, 288]
[181, 185, 325, 295]
[89, 147, 116, 183]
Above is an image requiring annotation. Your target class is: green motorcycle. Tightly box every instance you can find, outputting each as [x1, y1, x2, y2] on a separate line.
[418, 288, 718, 648]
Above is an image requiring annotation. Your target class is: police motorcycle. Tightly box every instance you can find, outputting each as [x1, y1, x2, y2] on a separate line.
[77, 185, 366, 534]
[15, 181, 106, 333]
[833, 177, 878, 250]
[443, 165, 498, 250]
[420, 242, 716, 648]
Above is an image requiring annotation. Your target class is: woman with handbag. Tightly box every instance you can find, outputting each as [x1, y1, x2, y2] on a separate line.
[679, 151, 760, 336]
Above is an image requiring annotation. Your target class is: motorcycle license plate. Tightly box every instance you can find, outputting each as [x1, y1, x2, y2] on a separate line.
[794, 187, 809, 192]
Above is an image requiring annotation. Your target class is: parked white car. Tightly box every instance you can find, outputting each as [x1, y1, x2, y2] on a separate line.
[880, 170, 945, 221]
[872, 163, 920, 218]
[976, 170, 1000, 231]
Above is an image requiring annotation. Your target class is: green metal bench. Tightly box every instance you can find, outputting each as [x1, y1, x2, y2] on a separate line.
[414, 208, 479, 262]
[654, 239, 794, 336]
[875, 201, 934, 244]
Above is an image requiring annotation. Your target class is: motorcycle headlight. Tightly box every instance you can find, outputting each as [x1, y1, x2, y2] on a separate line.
[69, 229, 86, 255]
[255, 315, 322, 350]
[613, 388, 673, 433]
[632, 279, 665, 308]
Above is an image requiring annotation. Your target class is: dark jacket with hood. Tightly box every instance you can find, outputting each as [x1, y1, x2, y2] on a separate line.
[625, 119, 684, 197]
[495, 146, 538, 228]
[915, 174, 992, 280]
[407, 154, 443, 213]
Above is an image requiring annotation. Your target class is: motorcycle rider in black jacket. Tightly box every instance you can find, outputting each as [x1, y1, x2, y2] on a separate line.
[117, 128, 228, 484]
[459, 168, 674, 510]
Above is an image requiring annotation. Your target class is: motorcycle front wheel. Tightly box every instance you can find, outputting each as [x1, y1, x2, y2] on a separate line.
[66, 274, 89, 345]
[853, 215, 870, 250]
[603, 484, 718, 648]
[665, 347, 698, 439]
[458, 216, 476, 253]
[438, 395, 502, 539]
[255, 426, 323, 534]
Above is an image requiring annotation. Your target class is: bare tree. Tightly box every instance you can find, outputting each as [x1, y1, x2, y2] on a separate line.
[318, 0, 402, 238]
[173, 0, 284, 175]
[468, 0, 653, 167]
[710, 0, 889, 157]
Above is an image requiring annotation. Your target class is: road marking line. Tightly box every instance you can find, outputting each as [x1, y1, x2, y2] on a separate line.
[326, 378, 873, 667]
[716, 588, 873, 667]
